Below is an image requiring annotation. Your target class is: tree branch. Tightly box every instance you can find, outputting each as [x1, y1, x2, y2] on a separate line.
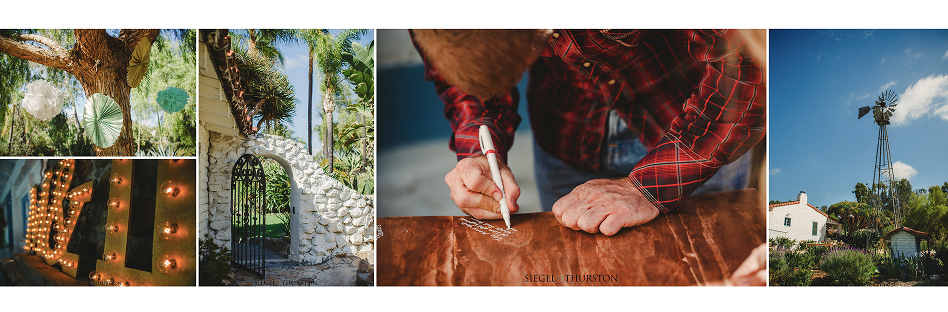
[0, 34, 73, 71]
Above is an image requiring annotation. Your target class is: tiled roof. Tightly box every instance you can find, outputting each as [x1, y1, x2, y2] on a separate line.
[769, 200, 841, 224]
[885, 226, 932, 239]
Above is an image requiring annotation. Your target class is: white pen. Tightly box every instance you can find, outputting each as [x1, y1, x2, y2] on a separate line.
[478, 125, 511, 228]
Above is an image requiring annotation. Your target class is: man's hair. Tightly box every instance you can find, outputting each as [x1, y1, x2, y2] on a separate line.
[413, 29, 550, 101]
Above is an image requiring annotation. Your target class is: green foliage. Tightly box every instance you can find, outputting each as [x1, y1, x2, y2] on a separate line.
[804, 244, 830, 264]
[262, 158, 291, 236]
[232, 29, 297, 131]
[842, 229, 881, 250]
[935, 239, 948, 273]
[827, 201, 873, 233]
[769, 237, 795, 249]
[130, 30, 196, 155]
[769, 247, 813, 286]
[819, 248, 876, 286]
[199, 238, 233, 286]
[319, 149, 374, 195]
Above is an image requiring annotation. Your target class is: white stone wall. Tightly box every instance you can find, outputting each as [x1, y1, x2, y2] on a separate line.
[201, 132, 375, 264]
[891, 231, 919, 258]
[199, 123, 210, 240]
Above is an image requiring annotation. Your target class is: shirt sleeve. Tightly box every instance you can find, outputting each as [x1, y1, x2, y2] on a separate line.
[409, 30, 522, 163]
[628, 29, 766, 213]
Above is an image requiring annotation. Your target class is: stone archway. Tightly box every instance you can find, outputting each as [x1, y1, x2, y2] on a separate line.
[204, 133, 374, 265]
[255, 153, 302, 262]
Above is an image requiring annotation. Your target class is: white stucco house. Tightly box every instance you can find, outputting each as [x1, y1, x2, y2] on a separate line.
[769, 191, 842, 242]
[886, 227, 931, 258]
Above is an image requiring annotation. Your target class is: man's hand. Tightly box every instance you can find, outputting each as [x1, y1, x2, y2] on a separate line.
[444, 155, 521, 219]
[730, 243, 767, 286]
[552, 178, 659, 236]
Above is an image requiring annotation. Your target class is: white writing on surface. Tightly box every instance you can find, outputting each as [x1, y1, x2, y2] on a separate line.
[460, 217, 518, 241]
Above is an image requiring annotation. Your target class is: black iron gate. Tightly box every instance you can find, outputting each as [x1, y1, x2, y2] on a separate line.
[231, 154, 266, 277]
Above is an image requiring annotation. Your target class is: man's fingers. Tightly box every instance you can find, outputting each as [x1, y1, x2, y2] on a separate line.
[598, 213, 626, 236]
[576, 208, 607, 234]
[458, 161, 502, 201]
[499, 166, 520, 213]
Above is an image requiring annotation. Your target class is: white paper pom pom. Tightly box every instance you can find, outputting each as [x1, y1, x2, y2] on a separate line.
[21, 80, 65, 120]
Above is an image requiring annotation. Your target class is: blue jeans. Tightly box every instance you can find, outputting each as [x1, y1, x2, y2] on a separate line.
[534, 110, 751, 211]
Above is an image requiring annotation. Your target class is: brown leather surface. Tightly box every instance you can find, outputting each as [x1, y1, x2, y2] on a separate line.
[377, 189, 764, 286]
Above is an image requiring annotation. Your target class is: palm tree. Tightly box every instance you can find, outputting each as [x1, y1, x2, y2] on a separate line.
[308, 29, 366, 172]
[295, 29, 328, 156]
[232, 30, 297, 132]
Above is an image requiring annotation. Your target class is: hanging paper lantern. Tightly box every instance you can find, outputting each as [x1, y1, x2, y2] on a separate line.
[127, 39, 152, 88]
[83, 93, 124, 148]
[21, 80, 65, 120]
[155, 86, 189, 113]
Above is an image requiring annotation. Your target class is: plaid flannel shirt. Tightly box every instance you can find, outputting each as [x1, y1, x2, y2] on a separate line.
[414, 29, 765, 212]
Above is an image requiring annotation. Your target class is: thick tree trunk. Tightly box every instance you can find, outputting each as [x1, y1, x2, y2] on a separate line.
[0, 29, 159, 156]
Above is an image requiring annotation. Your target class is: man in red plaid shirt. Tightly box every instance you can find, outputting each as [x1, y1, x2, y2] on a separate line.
[412, 30, 765, 236]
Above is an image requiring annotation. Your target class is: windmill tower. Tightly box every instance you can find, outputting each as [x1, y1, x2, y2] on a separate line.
[858, 90, 902, 229]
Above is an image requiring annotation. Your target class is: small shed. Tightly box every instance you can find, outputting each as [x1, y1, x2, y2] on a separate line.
[885, 226, 931, 258]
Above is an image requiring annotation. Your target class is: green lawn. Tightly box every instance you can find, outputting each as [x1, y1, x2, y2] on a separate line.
[233, 213, 289, 238]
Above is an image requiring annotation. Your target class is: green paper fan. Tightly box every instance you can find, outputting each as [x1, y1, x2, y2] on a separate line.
[127, 39, 152, 88]
[83, 93, 124, 148]
[156, 86, 189, 113]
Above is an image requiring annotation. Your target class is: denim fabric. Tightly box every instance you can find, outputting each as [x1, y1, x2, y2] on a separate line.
[534, 110, 750, 211]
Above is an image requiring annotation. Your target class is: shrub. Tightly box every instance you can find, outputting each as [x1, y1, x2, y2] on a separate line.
[199, 238, 233, 286]
[769, 237, 795, 249]
[934, 240, 948, 274]
[892, 255, 922, 280]
[819, 248, 876, 286]
[769, 247, 813, 286]
[797, 240, 816, 250]
[842, 229, 881, 250]
[919, 253, 943, 276]
[804, 245, 829, 264]
[873, 253, 895, 278]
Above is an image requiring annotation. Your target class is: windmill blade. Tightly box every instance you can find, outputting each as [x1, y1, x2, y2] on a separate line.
[881, 90, 899, 107]
[886, 110, 893, 118]
[858, 106, 872, 119]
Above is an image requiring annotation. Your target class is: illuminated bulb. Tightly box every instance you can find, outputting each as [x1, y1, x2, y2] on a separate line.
[110, 175, 123, 185]
[106, 223, 121, 233]
[89, 271, 100, 282]
[104, 252, 117, 261]
[163, 259, 177, 269]
[118, 281, 130, 287]
[164, 186, 180, 197]
[108, 200, 122, 210]
[160, 222, 178, 239]
[103, 278, 114, 286]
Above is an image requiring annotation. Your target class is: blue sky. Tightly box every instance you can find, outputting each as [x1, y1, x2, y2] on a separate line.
[272, 29, 375, 151]
[770, 29, 948, 207]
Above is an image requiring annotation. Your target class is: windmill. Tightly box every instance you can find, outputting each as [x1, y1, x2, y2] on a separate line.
[858, 90, 902, 229]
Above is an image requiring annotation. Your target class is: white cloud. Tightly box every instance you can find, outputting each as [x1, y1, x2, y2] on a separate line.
[284, 53, 309, 71]
[943, 49, 948, 60]
[879, 81, 897, 93]
[845, 90, 873, 107]
[881, 57, 886, 63]
[770, 168, 781, 175]
[892, 161, 918, 180]
[891, 74, 948, 126]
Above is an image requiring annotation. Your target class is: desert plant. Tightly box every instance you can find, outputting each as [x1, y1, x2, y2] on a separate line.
[769, 237, 795, 249]
[769, 247, 813, 286]
[819, 248, 876, 286]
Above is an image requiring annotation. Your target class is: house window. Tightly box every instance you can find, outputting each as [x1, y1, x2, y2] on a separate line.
[784, 217, 791, 226]
[812, 222, 818, 236]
